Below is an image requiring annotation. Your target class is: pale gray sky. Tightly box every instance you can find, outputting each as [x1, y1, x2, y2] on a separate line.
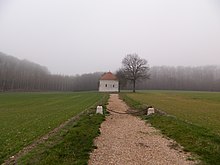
[0, 0, 220, 75]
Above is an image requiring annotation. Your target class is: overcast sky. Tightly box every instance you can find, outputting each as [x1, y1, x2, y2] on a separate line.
[0, 0, 220, 75]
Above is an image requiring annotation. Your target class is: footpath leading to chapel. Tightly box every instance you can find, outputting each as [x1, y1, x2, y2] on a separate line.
[89, 94, 195, 165]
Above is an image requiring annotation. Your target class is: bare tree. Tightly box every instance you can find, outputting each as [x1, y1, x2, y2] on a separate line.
[116, 69, 127, 92]
[121, 54, 150, 92]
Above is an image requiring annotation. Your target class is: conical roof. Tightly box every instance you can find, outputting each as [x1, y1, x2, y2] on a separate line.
[100, 72, 118, 80]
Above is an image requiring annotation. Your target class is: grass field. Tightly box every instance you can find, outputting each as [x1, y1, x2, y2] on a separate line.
[121, 91, 220, 164]
[18, 107, 107, 165]
[0, 92, 107, 164]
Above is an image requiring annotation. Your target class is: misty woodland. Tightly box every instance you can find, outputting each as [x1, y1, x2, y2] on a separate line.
[1, 52, 220, 92]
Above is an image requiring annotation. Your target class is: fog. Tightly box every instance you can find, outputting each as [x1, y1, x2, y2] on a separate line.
[0, 0, 220, 75]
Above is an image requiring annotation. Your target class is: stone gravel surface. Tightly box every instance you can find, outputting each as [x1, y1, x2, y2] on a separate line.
[89, 94, 195, 165]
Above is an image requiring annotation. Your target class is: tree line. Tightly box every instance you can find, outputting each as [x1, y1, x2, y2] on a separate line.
[117, 54, 220, 92]
[0, 52, 102, 91]
[1, 52, 220, 92]
[135, 65, 220, 91]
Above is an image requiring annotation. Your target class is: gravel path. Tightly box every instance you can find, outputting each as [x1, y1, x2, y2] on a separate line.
[89, 94, 195, 165]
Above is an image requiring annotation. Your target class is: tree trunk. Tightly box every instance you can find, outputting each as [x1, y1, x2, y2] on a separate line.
[133, 80, 136, 92]
[119, 81, 121, 93]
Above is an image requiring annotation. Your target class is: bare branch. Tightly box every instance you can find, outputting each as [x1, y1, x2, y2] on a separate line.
[121, 54, 150, 92]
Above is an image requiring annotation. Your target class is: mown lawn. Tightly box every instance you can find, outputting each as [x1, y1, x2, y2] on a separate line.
[0, 92, 107, 164]
[121, 91, 220, 165]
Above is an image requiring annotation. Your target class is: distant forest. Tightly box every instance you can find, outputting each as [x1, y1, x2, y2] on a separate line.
[137, 65, 220, 91]
[1, 52, 220, 92]
[0, 52, 102, 91]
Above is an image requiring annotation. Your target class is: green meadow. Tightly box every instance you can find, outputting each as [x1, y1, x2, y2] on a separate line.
[123, 91, 220, 135]
[121, 91, 220, 164]
[0, 92, 107, 164]
[18, 110, 106, 165]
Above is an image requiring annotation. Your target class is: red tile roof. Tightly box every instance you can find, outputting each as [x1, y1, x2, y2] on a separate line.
[100, 72, 118, 80]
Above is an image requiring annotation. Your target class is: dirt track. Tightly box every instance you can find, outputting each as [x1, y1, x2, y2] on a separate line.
[89, 94, 195, 165]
